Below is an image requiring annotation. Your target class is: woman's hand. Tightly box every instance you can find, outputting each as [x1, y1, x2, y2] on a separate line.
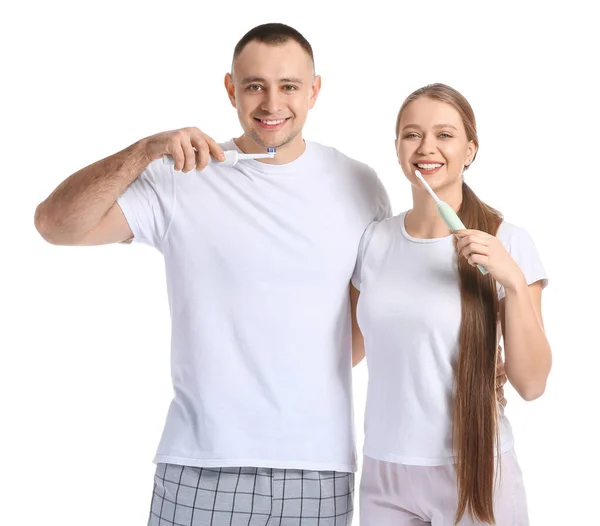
[454, 229, 527, 292]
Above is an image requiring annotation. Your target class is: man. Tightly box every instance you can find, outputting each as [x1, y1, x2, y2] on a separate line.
[35, 23, 390, 525]
[35, 22, 508, 526]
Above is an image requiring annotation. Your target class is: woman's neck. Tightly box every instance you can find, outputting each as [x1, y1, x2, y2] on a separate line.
[405, 183, 463, 239]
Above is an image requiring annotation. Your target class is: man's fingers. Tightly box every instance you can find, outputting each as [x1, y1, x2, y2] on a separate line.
[170, 143, 186, 172]
[164, 128, 225, 171]
[496, 361, 506, 376]
[190, 128, 224, 163]
[496, 374, 508, 388]
[496, 383, 505, 406]
[190, 139, 211, 171]
[181, 140, 198, 173]
[204, 134, 225, 162]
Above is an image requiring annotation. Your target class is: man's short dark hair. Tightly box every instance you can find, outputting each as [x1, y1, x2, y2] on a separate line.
[233, 23, 314, 66]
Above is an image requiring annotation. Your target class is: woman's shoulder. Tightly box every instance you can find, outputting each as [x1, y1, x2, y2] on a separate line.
[357, 212, 406, 255]
[371, 211, 407, 232]
[496, 219, 546, 270]
[496, 219, 535, 247]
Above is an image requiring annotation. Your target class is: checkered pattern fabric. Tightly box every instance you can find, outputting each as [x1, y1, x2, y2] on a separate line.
[148, 463, 354, 525]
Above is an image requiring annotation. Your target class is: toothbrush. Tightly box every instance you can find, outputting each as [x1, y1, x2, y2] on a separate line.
[414, 170, 488, 275]
[162, 147, 276, 168]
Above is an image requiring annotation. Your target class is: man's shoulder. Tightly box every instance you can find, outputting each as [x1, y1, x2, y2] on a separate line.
[306, 140, 378, 178]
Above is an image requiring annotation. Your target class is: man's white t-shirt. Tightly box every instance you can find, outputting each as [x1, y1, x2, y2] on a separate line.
[352, 211, 548, 466]
[117, 139, 391, 472]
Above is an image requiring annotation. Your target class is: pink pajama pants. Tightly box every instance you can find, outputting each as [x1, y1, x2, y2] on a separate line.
[360, 449, 529, 525]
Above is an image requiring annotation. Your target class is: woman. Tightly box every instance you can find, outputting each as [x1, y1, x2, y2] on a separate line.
[351, 83, 551, 525]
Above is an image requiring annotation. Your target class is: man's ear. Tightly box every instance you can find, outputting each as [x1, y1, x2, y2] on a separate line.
[308, 75, 322, 109]
[224, 73, 236, 108]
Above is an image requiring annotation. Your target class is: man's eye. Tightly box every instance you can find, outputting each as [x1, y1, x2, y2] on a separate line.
[283, 85, 298, 91]
[403, 133, 419, 139]
[439, 133, 452, 139]
[247, 85, 262, 92]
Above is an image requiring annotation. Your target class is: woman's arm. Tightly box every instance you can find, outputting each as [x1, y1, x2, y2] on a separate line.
[499, 280, 552, 400]
[350, 285, 366, 367]
[455, 228, 552, 401]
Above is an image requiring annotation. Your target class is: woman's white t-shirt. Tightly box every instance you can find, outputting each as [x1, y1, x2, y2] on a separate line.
[352, 211, 548, 466]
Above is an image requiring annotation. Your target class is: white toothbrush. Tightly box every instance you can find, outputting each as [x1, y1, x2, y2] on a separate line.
[414, 169, 488, 275]
[162, 147, 276, 168]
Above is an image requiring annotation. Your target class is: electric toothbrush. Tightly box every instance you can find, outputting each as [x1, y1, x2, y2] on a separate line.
[414, 169, 488, 275]
[162, 147, 276, 168]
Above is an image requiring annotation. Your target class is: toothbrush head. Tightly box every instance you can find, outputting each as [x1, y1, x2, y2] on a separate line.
[414, 169, 430, 189]
[414, 169, 440, 203]
[267, 147, 276, 157]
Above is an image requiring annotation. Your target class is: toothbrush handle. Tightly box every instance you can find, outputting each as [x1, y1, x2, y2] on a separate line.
[162, 150, 238, 167]
[437, 202, 488, 275]
[162, 154, 217, 167]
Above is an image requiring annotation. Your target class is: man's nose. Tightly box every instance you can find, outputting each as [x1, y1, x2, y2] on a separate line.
[260, 90, 283, 115]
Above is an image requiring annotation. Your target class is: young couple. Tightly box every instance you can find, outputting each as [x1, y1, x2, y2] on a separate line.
[35, 22, 551, 526]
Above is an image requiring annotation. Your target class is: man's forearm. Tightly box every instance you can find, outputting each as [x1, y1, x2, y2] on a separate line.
[34, 139, 151, 244]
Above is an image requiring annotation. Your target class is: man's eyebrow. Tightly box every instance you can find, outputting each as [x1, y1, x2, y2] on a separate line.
[240, 77, 304, 85]
[280, 77, 303, 84]
[240, 77, 265, 85]
[401, 124, 459, 131]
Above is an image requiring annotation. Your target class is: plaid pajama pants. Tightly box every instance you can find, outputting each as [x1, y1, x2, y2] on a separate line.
[148, 463, 355, 526]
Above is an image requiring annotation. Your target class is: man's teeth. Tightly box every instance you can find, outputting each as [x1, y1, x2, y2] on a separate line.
[417, 163, 442, 170]
[262, 119, 285, 125]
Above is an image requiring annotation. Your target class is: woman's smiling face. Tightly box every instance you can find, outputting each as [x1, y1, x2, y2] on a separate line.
[396, 97, 477, 191]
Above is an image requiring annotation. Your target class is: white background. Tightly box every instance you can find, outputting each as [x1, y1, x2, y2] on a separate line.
[2, 1, 598, 524]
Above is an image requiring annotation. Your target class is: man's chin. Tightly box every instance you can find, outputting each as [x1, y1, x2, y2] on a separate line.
[249, 131, 293, 151]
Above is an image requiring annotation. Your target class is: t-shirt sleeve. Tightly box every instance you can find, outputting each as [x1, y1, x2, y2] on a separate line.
[373, 175, 393, 222]
[116, 159, 176, 251]
[352, 221, 378, 291]
[496, 223, 549, 301]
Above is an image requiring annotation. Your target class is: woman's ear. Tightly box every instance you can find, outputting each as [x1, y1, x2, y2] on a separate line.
[466, 140, 477, 166]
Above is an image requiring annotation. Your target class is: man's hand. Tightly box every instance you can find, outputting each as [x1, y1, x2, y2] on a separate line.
[144, 127, 225, 172]
[496, 346, 508, 407]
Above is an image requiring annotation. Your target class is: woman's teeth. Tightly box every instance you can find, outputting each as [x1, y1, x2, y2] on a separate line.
[417, 163, 442, 170]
